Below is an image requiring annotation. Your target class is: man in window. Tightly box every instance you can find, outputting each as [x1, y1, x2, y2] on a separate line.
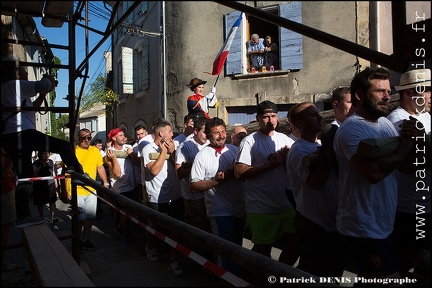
[247, 34, 265, 71]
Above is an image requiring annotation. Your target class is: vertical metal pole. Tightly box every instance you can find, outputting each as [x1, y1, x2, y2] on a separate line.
[162, 1, 167, 119]
[71, 179, 80, 263]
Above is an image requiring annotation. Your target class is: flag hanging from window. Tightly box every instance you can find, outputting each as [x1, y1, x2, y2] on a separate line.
[212, 13, 243, 76]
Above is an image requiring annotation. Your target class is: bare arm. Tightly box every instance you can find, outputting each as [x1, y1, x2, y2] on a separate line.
[97, 165, 109, 185]
[32, 93, 47, 108]
[147, 141, 170, 176]
[190, 179, 219, 192]
[235, 147, 288, 180]
[190, 169, 234, 192]
[105, 150, 121, 179]
[351, 138, 414, 184]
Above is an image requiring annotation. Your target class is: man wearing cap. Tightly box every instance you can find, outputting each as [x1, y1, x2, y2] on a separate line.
[387, 68, 431, 279]
[187, 77, 218, 119]
[235, 100, 299, 269]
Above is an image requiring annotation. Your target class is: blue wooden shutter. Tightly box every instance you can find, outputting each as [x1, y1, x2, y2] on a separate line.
[139, 2, 148, 16]
[279, 2, 303, 70]
[224, 11, 243, 75]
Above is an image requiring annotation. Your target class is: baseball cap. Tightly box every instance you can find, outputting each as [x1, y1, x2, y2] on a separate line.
[257, 100, 278, 115]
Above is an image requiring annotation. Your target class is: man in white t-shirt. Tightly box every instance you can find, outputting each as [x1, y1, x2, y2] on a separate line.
[1, 59, 83, 228]
[190, 117, 245, 274]
[173, 114, 195, 146]
[131, 125, 148, 204]
[334, 66, 424, 280]
[106, 128, 136, 246]
[142, 120, 184, 276]
[387, 68, 431, 279]
[175, 117, 210, 244]
[330, 86, 354, 127]
[235, 100, 298, 269]
[137, 117, 166, 203]
[287, 102, 344, 277]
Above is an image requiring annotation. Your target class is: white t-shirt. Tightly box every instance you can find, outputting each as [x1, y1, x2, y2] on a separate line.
[285, 133, 299, 191]
[132, 142, 142, 186]
[137, 135, 154, 186]
[331, 119, 342, 127]
[236, 130, 294, 213]
[175, 137, 209, 200]
[387, 107, 431, 214]
[1, 78, 51, 134]
[334, 114, 399, 239]
[191, 144, 245, 217]
[287, 138, 338, 232]
[108, 145, 135, 193]
[142, 142, 181, 204]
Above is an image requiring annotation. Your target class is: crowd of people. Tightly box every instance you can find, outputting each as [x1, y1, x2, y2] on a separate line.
[1, 59, 430, 286]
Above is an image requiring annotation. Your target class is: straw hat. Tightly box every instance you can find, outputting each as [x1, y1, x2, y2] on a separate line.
[395, 69, 431, 91]
[187, 77, 207, 91]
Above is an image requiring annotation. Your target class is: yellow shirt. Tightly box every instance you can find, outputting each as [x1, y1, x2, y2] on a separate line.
[66, 145, 104, 197]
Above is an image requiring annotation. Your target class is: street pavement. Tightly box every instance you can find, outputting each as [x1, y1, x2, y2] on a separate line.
[2, 198, 225, 287]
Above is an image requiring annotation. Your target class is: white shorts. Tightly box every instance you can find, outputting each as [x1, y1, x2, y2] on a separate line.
[77, 193, 97, 221]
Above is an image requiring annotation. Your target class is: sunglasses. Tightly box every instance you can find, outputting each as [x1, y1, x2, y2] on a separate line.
[80, 136, 92, 141]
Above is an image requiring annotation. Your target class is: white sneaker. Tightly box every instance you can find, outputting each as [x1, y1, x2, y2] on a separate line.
[167, 260, 183, 277]
[145, 244, 159, 261]
[14, 216, 46, 229]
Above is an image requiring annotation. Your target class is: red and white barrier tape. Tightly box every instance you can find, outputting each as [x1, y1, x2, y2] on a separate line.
[18, 175, 66, 182]
[88, 189, 252, 287]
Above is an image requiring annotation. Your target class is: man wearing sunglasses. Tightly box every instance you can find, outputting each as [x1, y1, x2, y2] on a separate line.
[66, 128, 110, 252]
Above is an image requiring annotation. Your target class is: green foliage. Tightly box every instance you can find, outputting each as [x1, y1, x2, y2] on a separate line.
[80, 73, 118, 112]
[50, 113, 70, 140]
[48, 56, 61, 106]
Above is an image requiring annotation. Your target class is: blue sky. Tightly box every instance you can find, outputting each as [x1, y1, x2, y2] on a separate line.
[35, 9, 111, 108]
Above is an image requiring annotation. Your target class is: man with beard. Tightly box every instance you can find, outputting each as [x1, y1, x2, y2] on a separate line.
[190, 117, 245, 275]
[333, 66, 423, 281]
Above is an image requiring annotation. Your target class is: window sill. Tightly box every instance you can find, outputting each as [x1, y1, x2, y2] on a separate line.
[231, 70, 290, 80]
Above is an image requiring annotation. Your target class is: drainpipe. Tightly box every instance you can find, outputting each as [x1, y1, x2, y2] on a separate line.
[375, 2, 380, 52]
[162, 1, 167, 119]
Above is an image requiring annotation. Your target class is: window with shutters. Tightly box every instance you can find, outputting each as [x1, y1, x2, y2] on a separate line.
[121, 47, 133, 94]
[224, 2, 303, 76]
[133, 37, 149, 93]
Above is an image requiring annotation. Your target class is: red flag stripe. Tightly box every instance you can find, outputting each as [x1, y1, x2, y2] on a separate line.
[211, 13, 243, 76]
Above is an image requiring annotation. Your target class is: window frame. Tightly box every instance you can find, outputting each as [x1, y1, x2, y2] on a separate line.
[224, 1, 303, 76]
